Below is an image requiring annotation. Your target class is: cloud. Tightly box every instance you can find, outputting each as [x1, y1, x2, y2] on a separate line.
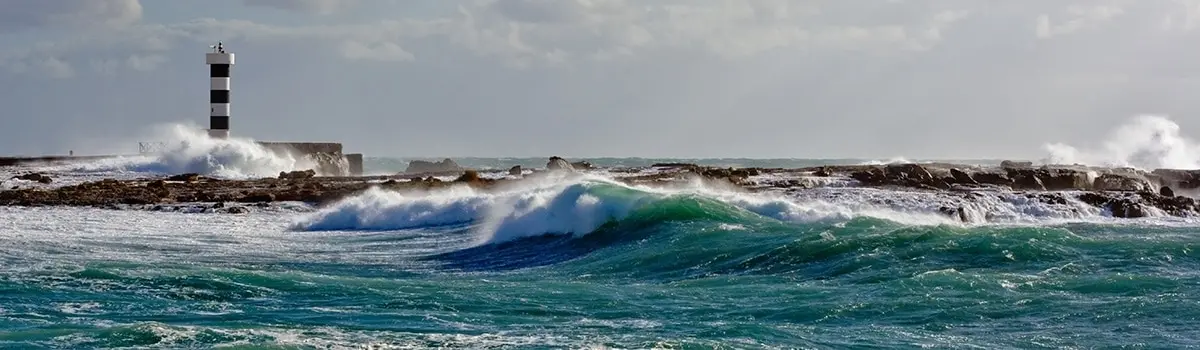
[5, 0, 1200, 79]
[0, 0, 142, 33]
[241, 0, 358, 14]
[1036, 5, 1125, 38]
[340, 41, 415, 61]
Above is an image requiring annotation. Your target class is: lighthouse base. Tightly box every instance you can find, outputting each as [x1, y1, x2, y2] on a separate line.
[208, 129, 230, 139]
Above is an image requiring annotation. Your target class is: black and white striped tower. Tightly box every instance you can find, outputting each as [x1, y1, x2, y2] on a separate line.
[206, 42, 234, 139]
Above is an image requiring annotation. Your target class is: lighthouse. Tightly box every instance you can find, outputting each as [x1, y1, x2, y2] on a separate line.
[206, 42, 234, 139]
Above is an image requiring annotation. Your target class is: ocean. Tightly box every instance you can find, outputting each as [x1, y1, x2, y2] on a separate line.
[1, 132, 1198, 348]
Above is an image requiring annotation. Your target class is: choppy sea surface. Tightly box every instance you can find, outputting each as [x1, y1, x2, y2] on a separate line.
[1, 131, 1198, 348]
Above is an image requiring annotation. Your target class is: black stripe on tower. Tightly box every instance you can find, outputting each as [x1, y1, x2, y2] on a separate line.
[210, 116, 229, 130]
[210, 90, 230, 104]
[210, 64, 230, 78]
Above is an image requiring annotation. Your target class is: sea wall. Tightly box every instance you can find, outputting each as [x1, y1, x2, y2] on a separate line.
[254, 142, 363, 176]
[345, 153, 363, 176]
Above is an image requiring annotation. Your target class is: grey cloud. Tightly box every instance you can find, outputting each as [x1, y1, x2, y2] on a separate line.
[0, 0, 141, 33]
[4, 0, 1200, 159]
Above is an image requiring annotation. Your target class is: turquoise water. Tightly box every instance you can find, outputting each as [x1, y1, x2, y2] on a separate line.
[1, 162, 1198, 348]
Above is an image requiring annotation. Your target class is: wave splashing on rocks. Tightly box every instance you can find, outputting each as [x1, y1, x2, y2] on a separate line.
[1043, 114, 1200, 170]
[29, 124, 317, 181]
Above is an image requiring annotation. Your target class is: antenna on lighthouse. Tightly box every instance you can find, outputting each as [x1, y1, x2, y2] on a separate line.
[205, 41, 234, 139]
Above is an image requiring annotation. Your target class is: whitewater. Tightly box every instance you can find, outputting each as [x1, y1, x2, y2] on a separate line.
[2, 115, 1200, 348]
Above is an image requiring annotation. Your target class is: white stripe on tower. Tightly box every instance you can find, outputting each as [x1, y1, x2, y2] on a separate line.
[205, 42, 235, 139]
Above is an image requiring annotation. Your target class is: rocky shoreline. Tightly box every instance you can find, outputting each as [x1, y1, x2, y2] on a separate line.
[5, 157, 1200, 220]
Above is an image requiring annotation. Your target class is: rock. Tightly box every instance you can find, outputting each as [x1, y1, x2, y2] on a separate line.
[547, 156, 574, 171]
[850, 167, 888, 185]
[238, 192, 275, 203]
[1092, 173, 1152, 192]
[224, 206, 250, 214]
[813, 167, 832, 177]
[279, 169, 316, 180]
[166, 173, 201, 182]
[12, 173, 52, 184]
[1039, 168, 1092, 190]
[949, 168, 977, 185]
[938, 206, 968, 222]
[1161, 186, 1175, 197]
[508, 166, 522, 176]
[1008, 170, 1047, 191]
[886, 163, 934, 181]
[147, 180, 167, 189]
[1151, 169, 1200, 189]
[1001, 160, 1033, 169]
[571, 161, 594, 170]
[405, 159, 462, 174]
[455, 170, 481, 183]
[652, 163, 698, 168]
[1140, 191, 1197, 216]
[971, 172, 1012, 186]
[1109, 198, 1148, 218]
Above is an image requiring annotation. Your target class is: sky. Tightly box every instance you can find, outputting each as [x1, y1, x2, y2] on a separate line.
[2, 0, 1200, 159]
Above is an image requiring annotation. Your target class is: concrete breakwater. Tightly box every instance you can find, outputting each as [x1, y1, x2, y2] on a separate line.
[0, 142, 363, 176]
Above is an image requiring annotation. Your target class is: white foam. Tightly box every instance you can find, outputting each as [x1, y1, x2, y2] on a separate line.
[16, 124, 316, 181]
[859, 157, 912, 165]
[291, 173, 659, 244]
[1043, 114, 1200, 170]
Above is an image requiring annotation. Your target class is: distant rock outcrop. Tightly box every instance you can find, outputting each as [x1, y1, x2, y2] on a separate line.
[12, 173, 52, 184]
[405, 159, 462, 174]
[279, 169, 316, 180]
[547, 157, 574, 171]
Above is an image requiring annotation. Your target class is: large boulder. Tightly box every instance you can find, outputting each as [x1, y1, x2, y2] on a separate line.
[949, 168, 978, 185]
[547, 156, 574, 171]
[1037, 168, 1093, 190]
[1005, 168, 1047, 190]
[405, 158, 462, 174]
[279, 169, 316, 180]
[1092, 173, 1152, 192]
[12, 173, 52, 184]
[885, 163, 934, 182]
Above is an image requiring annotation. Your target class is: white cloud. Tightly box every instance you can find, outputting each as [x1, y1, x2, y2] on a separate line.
[241, 0, 358, 14]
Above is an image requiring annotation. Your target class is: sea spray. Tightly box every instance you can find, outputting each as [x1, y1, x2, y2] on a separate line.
[38, 123, 316, 179]
[1043, 114, 1200, 169]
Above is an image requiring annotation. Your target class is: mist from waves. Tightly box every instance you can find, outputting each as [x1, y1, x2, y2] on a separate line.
[26, 124, 317, 180]
[1044, 114, 1200, 170]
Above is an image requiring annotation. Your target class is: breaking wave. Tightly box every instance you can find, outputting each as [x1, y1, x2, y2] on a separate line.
[39, 124, 315, 179]
[290, 171, 1193, 246]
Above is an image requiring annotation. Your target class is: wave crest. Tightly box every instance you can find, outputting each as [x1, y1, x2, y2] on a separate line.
[290, 175, 962, 245]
